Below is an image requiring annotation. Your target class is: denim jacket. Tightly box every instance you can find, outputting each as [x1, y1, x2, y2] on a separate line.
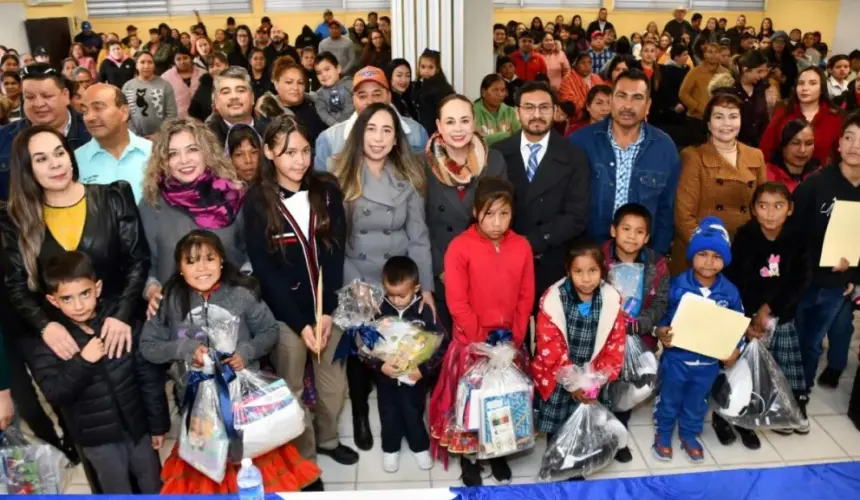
[569, 117, 680, 254]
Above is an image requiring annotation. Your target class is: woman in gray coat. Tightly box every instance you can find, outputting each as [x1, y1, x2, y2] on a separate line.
[329, 102, 432, 451]
[424, 94, 507, 333]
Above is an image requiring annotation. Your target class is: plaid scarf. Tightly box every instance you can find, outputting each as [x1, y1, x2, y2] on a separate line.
[159, 169, 245, 230]
[424, 131, 487, 188]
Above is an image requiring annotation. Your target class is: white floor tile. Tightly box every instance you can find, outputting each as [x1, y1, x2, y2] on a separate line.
[589, 469, 650, 480]
[337, 400, 382, 438]
[429, 453, 465, 482]
[718, 462, 784, 471]
[806, 386, 851, 416]
[67, 464, 88, 486]
[628, 401, 656, 426]
[814, 415, 860, 456]
[628, 424, 718, 469]
[595, 432, 649, 476]
[317, 437, 359, 484]
[649, 466, 720, 476]
[698, 425, 782, 466]
[763, 419, 848, 462]
[782, 457, 852, 466]
[63, 483, 93, 494]
[356, 446, 433, 482]
[430, 479, 463, 488]
[506, 438, 547, 478]
[323, 482, 357, 491]
[358, 481, 432, 491]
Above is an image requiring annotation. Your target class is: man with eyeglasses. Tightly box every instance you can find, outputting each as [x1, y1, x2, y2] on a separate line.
[0, 63, 91, 201]
[570, 69, 680, 255]
[492, 81, 590, 315]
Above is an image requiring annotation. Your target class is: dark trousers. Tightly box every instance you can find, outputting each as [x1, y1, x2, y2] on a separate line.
[613, 410, 631, 429]
[81, 434, 162, 494]
[795, 287, 853, 389]
[375, 374, 430, 454]
[347, 356, 374, 419]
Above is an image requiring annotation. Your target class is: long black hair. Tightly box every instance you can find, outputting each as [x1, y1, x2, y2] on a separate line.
[160, 230, 261, 320]
[771, 118, 815, 166]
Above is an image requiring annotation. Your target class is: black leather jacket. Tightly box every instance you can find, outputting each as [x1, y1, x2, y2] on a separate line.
[1, 181, 150, 335]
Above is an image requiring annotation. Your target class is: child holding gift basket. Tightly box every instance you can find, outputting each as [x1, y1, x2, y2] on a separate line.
[140, 230, 321, 493]
[653, 217, 744, 463]
[429, 177, 535, 486]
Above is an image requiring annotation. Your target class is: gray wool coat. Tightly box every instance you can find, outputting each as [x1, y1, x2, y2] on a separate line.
[424, 149, 508, 278]
[338, 162, 434, 292]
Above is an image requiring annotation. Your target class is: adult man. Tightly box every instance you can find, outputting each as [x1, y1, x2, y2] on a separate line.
[587, 31, 614, 76]
[558, 52, 602, 116]
[493, 81, 589, 314]
[2, 71, 21, 122]
[34, 47, 50, 65]
[315, 66, 428, 170]
[0, 64, 90, 200]
[254, 27, 271, 50]
[76, 84, 152, 202]
[570, 70, 680, 254]
[260, 16, 272, 32]
[726, 15, 748, 54]
[205, 66, 267, 144]
[689, 13, 703, 39]
[509, 31, 547, 82]
[367, 11, 379, 31]
[586, 8, 615, 38]
[265, 27, 300, 71]
[664, 7, 694, 44]
[315, 9, 345, 40]
[74, 21, 102, 58]
[121, 25, 137, 48]
[226, 17, 237, 39]
[378, 16, 392, 43]
[319, 21, 357, 75]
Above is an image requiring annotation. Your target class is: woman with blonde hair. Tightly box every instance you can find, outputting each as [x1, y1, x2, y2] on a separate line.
[138, 118, 247, 318]
[329, 102, 433, 452]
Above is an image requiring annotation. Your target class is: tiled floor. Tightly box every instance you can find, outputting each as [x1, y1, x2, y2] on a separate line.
[58, 337, 860, 493]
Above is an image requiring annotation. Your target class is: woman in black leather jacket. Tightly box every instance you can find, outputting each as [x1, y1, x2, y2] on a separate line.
[1, 125, 149, 361]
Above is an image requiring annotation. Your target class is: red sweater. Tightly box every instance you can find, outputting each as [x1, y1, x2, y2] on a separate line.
[443, 225, 535, 346]
[759, 102, 843, 167]
[510, 51, 549, 82]
[766, 162, 820, 193]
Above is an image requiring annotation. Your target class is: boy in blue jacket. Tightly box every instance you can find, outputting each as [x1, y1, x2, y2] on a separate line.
[653, 217, 743, 463]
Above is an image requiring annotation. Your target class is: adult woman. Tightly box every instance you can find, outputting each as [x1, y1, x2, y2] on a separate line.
[766, 119, 820, 192]
[349, 18, 369, 46]
[226, 124, 262, 183]
[228, 25, 254, 69]
[122, 51, 178, 139]
[258, 58, 327, 146]
[760, 66, 843, 166]
[329, 103, 433, 451]
[213, 29, 233, 55]
[763, 32, 797, 98]
[179, 32, 192, 52]
[244, 115, 356, 466]
[759, 18, 774, 41]
[538, 33, 569, 91]
[724, 50, 770, 147]
[570, 15, 586, 40]
[565, 84, 612, 136]
[189, 52, 228, 121]
[385, 59, 417, 119]
[138, 118, 246, 318]
[141, 28, 174, 75]
[602, 55, 637, 84]
[61, 58, 77, 81]
[644, 21, 660, 39]
[69, 43, 96, 77]
[193, 37, 211, 71]
[530, 17, 544, 37]
[639, 40, 658, 80]
[248, 48, 271, 101]
[473, 74, 520, 146]
[362, 30, 392, 70]
[670, 94, 768, 275]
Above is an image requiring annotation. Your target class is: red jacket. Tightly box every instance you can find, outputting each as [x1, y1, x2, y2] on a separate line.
[443, 225, 535, 346]
[766, 162, 820, 193]
[509, 51, 549, 82]
[531, 280, 627, 401]
[759, 102, 843, 167]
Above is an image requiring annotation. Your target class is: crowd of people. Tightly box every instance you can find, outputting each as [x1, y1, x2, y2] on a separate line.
[0, 5, 858, 496]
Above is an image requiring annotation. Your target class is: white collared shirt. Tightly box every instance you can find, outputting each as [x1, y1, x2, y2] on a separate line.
[520, 131, 550, 175]
[828, 76, 849, 98]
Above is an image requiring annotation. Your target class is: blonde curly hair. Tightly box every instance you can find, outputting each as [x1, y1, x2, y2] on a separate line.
[142, 118, 242, 206]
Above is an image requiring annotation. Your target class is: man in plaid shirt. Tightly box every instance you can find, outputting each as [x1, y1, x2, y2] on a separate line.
[587, 31, 614, 76]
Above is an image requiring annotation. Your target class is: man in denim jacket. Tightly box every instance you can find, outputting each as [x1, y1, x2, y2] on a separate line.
[569, 69, 680, 254]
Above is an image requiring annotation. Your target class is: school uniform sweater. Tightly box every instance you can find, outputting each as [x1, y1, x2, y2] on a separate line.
[791, 164, 860, 289]
[724, 219, 812, 323]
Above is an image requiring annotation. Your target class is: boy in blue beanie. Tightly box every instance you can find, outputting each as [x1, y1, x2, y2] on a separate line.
[653, 217, 744, 463]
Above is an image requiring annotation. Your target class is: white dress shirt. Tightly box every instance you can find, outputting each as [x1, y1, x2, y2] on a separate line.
[520, 131, 551, 176]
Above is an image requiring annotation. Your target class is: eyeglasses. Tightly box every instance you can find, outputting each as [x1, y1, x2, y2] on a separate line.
[519, 104, 554, 115]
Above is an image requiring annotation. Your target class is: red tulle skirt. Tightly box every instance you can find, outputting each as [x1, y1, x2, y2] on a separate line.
[160, 442, 320, 494]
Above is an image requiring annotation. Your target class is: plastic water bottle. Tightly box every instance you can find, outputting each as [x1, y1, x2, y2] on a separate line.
[237, 458, 264, 500]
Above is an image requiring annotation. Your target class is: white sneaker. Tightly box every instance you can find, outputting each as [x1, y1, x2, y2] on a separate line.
[413, 450, 434, 470]
[383, 452, 400, 473]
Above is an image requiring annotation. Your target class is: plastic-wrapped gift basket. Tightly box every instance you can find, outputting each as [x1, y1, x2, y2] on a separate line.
[608, 334, 659, 412]
[0, 427, 69, 494]
[332, 280, 385, 330]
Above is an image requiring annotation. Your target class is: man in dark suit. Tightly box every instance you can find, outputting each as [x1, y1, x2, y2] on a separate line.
[493, 82, 590, 314]
[586, 8, 615, 40]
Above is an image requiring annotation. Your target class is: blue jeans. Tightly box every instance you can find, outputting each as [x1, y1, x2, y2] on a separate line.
[794, 286, 853, 390]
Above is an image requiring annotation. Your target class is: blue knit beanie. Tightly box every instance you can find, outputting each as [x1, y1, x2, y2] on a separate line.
[686, 216, 732, 266]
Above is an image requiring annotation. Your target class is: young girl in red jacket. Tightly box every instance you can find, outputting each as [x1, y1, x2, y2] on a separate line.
[428, 177, 535, 487]
[531, 242, 628, 463]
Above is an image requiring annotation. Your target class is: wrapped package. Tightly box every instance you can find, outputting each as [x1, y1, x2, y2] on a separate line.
[232, 370, 305, 459]
[359, 317, 441, 385]
[453, 343, 535, 459]
[540, 365, 627, 479]
[0, 427, 68, 494]
[179, 363, 230, 483]
[712, 339, 803, 430]
[608, 262, 645, 316]
[332, 280, 384, 330]
[608, 334, 659, 412]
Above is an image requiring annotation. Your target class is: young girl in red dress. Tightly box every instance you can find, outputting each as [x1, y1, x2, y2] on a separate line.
[428, 177, 535, 487]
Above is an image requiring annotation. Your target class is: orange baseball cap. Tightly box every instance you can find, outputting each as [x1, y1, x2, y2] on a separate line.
[353, 66, 390, 91]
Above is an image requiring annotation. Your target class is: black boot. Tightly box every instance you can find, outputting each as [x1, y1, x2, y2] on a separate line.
[317, 443, 359, 465]
[460, 456, 483, 487]
[489, 457, 512, 484]
[817, 367, 842, 389]
[712, 413, 737, 446]
[302, 479, 325, 491]
[353, 414, 373, 451]
[735, 427, 761, 450]
[614, 446, 633, 463]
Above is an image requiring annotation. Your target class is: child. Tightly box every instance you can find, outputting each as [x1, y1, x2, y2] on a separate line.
[497, 56, 524, 108]
[314, 51, 354, 125]
[602, 203, 670, 461]
[653, 217, 743, 463]
[372, 256, 446, 473]
[25, 251, 169, 494]
[411, 48, 455, 135]
[428, 177, 534, 487]
[723, 182, 812, 446]
[140, 230, 321, 493]
[531, 242, 628, 469]
[300, 46, 321, 92]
